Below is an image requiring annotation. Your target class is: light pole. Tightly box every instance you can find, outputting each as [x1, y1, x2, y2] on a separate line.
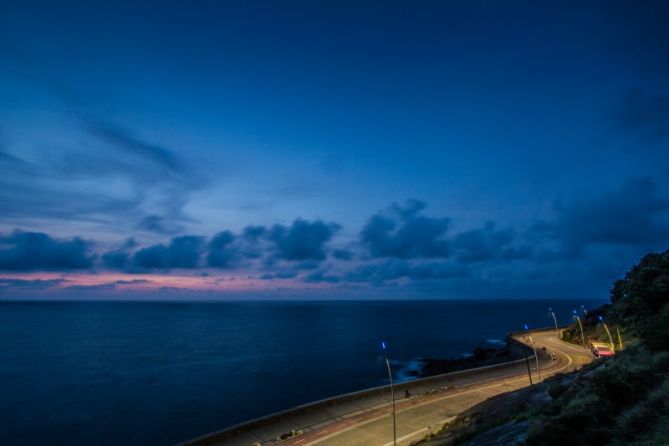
[524, 324, 541, 381]
[616, 326, 624, 351]
[597, 316, 615, 352]
[548, 307, 559, 338]
[573, 310, 585, 348]
[381, 341, 396, 446]
[581, 305, 588, 317]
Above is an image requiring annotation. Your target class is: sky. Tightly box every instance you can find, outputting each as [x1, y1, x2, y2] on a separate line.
[1, 0, 668, 299]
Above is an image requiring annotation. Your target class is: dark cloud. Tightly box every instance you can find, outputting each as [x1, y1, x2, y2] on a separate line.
[207, 231, 238, 268]
[113, 279, 150, 285]
[242, 226, 266, 241]
[101, 249, 130, 269]
[64, 283, 117, 291]
[63, 279, 151, 291]
[361, 200, 450, 258]
[0, 278, 65, 290]
[548, 179, 669, 256]
[131, 236, 204, 270]
[303, 270, 340, 283]
[451, 222, 530, 263]
[268, 219, 340, 261]
[259, 271, 298, 280]
[0, 231, 94, 271]
[345, 259, 469, 284]
[100, 238, 138, 270]
[206, 228, 270, 268]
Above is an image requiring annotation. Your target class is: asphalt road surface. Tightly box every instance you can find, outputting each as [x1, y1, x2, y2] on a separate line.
[186, 330, 592, 446]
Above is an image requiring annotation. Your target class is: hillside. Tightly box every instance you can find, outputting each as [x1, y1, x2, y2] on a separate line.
[415, 249, 669, 446]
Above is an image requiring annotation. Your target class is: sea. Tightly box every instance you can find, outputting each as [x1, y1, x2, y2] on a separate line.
[0, 298, 604, 445]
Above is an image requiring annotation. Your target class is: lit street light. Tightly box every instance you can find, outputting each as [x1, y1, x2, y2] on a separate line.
[597, 316, 615, 352]
[573, 310, 585, 348]
[616, 326, 624, 351]
[548, 307, 559, 337]
[381, 341, 396, 446]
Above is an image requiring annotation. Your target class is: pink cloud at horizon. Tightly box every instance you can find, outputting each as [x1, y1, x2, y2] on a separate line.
[0, 272, 327, 294]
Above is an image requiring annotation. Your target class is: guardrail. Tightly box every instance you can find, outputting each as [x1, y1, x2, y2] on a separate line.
[182, 329, 554, 446]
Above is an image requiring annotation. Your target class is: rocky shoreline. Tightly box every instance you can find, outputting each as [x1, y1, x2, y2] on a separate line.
[419, 344, 513, 377]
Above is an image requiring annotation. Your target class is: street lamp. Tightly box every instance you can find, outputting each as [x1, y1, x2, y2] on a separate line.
[523, 324, 541, 381]
[616, 326, 624, 351]
[521, 324, 533, 386]
[597, 316, 615, 352]
[381, 341, 397, 446]
[573, 310, 585, 348]
[548, 307, 559, 337]
[581, 305, 588, 316]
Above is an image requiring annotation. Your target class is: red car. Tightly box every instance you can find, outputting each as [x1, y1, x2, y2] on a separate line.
[590, 341, 615, 358]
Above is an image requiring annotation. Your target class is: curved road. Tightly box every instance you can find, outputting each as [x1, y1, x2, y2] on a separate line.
[186, 330, 592, 446]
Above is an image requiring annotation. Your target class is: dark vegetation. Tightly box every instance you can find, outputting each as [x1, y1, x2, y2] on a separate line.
[418, 249, 669, 446]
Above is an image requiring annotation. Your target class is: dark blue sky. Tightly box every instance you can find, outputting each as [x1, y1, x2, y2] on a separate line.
[1, 1, 668, 299]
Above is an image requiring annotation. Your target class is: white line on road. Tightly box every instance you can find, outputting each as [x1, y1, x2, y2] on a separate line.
[381, 427, 429, 446]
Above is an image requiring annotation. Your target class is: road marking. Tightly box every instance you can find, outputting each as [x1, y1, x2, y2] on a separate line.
[380, 417, 457, 446]
[381, 427, 429, 446]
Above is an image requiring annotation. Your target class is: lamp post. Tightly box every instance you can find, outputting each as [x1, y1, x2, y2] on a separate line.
[597, 316, 615, 352]
[548, 307, 559, 338]
[573, 310, 585, 348]
[523, 324, 541, 381]
[381, 341, 397, 446]
[616, 326, 624, 351]
[581, 305, 588, 316]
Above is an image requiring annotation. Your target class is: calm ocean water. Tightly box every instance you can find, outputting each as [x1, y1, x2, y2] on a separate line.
[0, 299, 604, 445]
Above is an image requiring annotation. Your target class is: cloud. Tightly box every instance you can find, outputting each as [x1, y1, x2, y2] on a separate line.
[62, 279, 151, 291]
[0, 147, 143, 224]
[360, 200, 450, 258]
[207, 231, 239, 268]
[131, 235, 204, 270]
[0, 231, 94, 271]
[547, 179, 669, 256]
[303, 270, 340, 283]
[0, 278, 65, 290]
[451, 222, 530, 263]
[64, 283, 117, 291]
[113, 279, 150, 285]
[268, 219, 340, 261]
[259, 271, 298, 280]
[136, 215, 184, 235]
[100, 238, 137, 269]
[101, 249, 130, 269]
[0, 116, 207, 244]
[345, 259, 469, 284]
[206, 228, 270, 268]
[332, 249, 354, 261]
[89, 122, 183, 175]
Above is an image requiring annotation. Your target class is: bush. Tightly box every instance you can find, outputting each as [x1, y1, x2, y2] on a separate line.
[547, 383, 568, 399]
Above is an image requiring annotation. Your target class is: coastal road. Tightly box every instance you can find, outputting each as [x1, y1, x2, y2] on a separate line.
[186, 330, 592, 446]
